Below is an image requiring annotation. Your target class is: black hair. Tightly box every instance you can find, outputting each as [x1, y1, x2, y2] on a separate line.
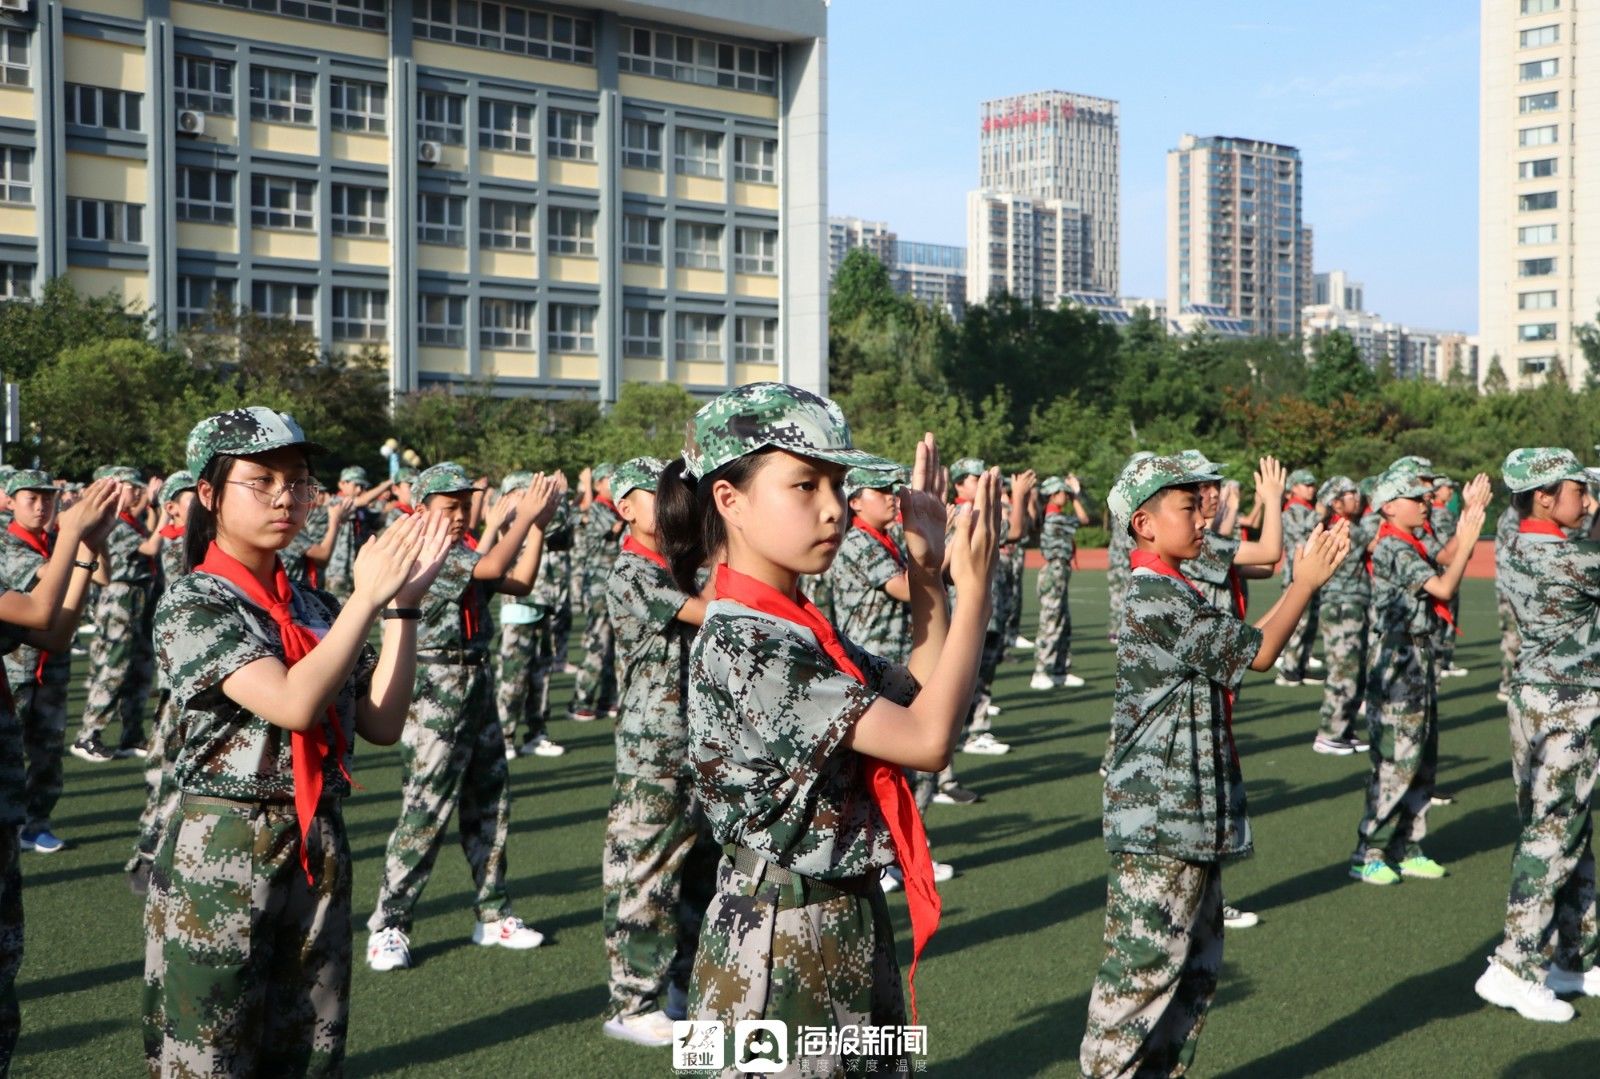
[657, 451, 772, 594]
[184, 455, 236, 573]
[1513, 481, 1566, 519]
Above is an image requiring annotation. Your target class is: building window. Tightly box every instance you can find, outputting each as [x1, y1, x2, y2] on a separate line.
[332, 287, 387, 341]
[480, 297, 535, 349]
[675, 221, 723, 270]
[331, 184, 387, 237]
[65, 84, 142, 131]
[479, 199, 534, 251]
[417, 90, 465, 145]
[251, 175, 315, 231]
[1518, 157, 1558, 179]
[0, 30, 27, 88]
[674, 128, 723, 178]
[733, 135, 777, 184]
[547, 303, 595, 353]
[1519, 124, 1558, 146]
[251, 280, 315, 328]
[1520, 25, 1559, 48]
[621, 307, 662, 357]
[734, 316, 777, 363]
[0, 147, 29, 205]
[418, 192, 465, 245]
[1519, 322, 1557, 342]
[621, 214, 662, 264]
[330, 78, 386, 133]
[546, 206, 595, 256]
[1518, 290, 1558, 310]
[1522, 0, 1559, 11]
[1519, 257, 1556, 276]
[418, 293, 464, 345]
[175, 166, 234, 223]
[1518, 223, 1558, 244]
[176, 276, 234, 327]
[175, 56, 233, 114]
[249, 67, 314, 125]
[546, 108, 595, 161]
[1519, 191, 1557, 212]
[734, 228, 777, 275]
[479, 99, 534, 153]
[1519, 91, 1558, 113]
[194, 0, 385, 31]
[0, 262, 30, 299]
[675, 312, 723, 362]
[414, 1, 594, 65]
[621, 117, 662, 170]
[66, 198, 142, 242]
[1519, 58, 1558, 81]
[619, 26, 777, 95]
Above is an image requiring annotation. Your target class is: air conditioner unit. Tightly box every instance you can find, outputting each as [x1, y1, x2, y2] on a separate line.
[176, 109, 205, 136]
[0, 0, 30, 13]
[418, 140, 442, 164]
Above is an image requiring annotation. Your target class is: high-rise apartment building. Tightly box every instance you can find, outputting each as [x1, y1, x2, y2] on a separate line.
[965, 189, 1088, 307]
[828, 216, 895, 280]
[0, 0, 827, 401]
[894, 240, 965, 318]
[1479, 0, 1598, 388]
[1166, 134, 1307, 337]
[977, 89, 1118, 294]
[1314, 269, 1364, 312]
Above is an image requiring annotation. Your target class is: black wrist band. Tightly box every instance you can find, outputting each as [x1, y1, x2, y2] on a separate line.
[381, 607, 421, 620]
[73, 559, 98, 571]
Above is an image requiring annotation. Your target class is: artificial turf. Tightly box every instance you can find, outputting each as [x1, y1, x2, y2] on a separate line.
[16, 573, 1600, 1077]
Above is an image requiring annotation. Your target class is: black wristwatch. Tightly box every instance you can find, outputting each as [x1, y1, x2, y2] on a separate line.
[73, 559, 99, 572]
[380, 607, 421, 620]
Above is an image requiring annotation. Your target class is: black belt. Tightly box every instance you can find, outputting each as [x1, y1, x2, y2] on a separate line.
[416, 649, 488, 666]
[181, 792, 338, 815]
[724, 843, 876, 908]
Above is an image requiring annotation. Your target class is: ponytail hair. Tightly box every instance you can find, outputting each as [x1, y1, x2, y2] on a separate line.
[184, 455, 235, 573]
[657, 451, 771, 594]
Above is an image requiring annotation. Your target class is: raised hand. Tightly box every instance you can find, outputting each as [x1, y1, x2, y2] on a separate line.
[901, 433, 947, 574]
[1065, 473, 1082, 496]
[949, 467, 1003, 597]
[1291, 522, 1350, 590]
[523, 472, 563, 530]
[393, 509, 453, 607]
[1457, 473, 1491, 541]
[58, 478, 121, 547]
[1462, 472, 1493, 511]
[1255, 456, 1286, 504]
[1011, 469, 1038, 501]
[352, 511, 433, 610]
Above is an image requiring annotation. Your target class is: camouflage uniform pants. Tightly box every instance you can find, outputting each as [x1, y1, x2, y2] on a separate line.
[572, 593, 616, 713]
[1498, 592, 1522, 698]
[496, 618, 555, 754]
[602, 773, 714, 1019]
[368, 661, 512, 932]
[1080, 852, 1223, 1079]
[1354, 639, 1437, 865]
[128, 692, 186, 874]
[1492, 684, 1600, 981]
[1107, 545, 1131, 642]
[1034, 561, 1072, 678]
[6, 648, 71, 828]
[0, 831, 21, 1074]
[689, 856, 906, 1079]
[1434, 597, 1461, 669]
[551, 597, 573, 673]
[1279, 591, 1321, 680]
[78, 582, 155, 748]
[1004, 545, 1025, 647]
[143, 799, 351, 1078]
[965, 631, 1005, 734]
[1316, 598, 1369, 743]
[992, 547, 1019, 663]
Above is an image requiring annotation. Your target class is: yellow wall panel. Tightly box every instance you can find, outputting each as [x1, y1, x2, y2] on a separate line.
[252, 123, 319, 158]
[332, 236, 389, 266]
[65, 154, 148, 202]
[734, 362, 778, 383]
[331, 132, 388, 165]
[479, 150, 537, 182]
[414, 42, 597, 91]
[734, 273, 779, 299]
[0, 88, 30, 121]
[621, 168, 665, 197]
[548, 353, 598, 381]
[418, 346, 468, 374]
[480, 349, 538, 379]
[675, 176, 724, 205]
[68, 265, 148, 306]
[674, 361, 726, 387]
[65, 0, 144, 18]
[64, 36, 144, 92]
[418, 244, 467, 273]
[171, 2, 386, 59]
[619, 74, 778, 121]
[733, 182, 779, 211]
[177, 221, 238, 253]
[0, 206, 36, 237]
[252, 229, 319, 261]
[479, 249, 536, 280]
[183, 115, 238, 145]
[546, 254, 599, 285]
[675, 268, 724, 295]
[546, 159, 598, 189]
[622, 357, 665, 382]
[621, 264, 665, 289]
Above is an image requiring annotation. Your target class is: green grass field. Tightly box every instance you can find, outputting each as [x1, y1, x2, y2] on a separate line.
[17, 574, 1600, 1077]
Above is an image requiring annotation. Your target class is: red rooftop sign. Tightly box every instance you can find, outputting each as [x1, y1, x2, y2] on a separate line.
[982, 101, 1114, 133]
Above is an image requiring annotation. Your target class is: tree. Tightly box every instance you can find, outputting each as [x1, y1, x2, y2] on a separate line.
[1482, 355, 1510, 394]
[586, 382, 701, 464]
[0, 277, 149, 384]
[1577, 310, 1600, 389]
[829, 248, 900, 327]
[1304, 331, 1377, 406]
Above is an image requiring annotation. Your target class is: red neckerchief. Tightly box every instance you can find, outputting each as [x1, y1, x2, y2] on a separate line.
[1431, 500, 1450, 510]
[953, 497, 971, 506]
[1285, 496, 1314, 512]
[120, 510, 157, 575]
[595, 495, 617, 515]
[159, 524, 185, 541]
[1045, 504, 1063, 516]
[456, 536, 484, 640]
[1420, 518, 1435, 538]
[1376, 522, 1456, 634]
[195, 542, 349, 885]
[1518, 517, 1567, 539]
[392, 501, 414, 516]
[621, 533, 667, 570]
[851, 517, 905, 570]
[7, 523, 53, 683]
[714, 563, 939, 1021]
[1225, 568, 1246, 620]
[1131, 549, 1240, 766]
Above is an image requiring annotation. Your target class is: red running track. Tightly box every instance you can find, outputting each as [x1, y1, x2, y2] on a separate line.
[1027, 538, 1498, 579]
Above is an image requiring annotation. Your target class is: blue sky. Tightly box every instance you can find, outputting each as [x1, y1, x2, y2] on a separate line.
[826, 1, 1480, 332]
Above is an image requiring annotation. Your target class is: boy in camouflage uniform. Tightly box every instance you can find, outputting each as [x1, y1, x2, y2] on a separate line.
[1275, 467, 1324, 685]
[1313, 475, 1379, 756]
[1431, 476, 1468, 678]
[1031, 475, 1088, 690]
[1473, 448, 1600, 1023]
[497, 471, 572, 760]
[323, 466, 388, 600]
[572, 462, 622, 719]
[366, 463, 558, 971]
[1349, 464, 1489, 885]
[1082, 455, 1347, 1078]
[1106, 451, 1154, 642]
[71, 465, 161, 762]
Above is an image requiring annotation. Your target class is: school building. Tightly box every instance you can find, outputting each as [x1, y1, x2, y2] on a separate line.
[0, 0, 828, 400]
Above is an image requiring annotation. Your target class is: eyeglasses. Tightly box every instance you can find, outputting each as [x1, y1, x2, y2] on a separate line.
[225, 478, 320, 506]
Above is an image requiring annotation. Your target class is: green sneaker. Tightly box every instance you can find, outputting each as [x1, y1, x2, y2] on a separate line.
[1349, 861, 1402, 886]
[1398, 855, 1448, 880]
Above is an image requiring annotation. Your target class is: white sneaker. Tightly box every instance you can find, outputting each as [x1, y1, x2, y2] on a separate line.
[985, 704, 1001, 717]
[520, 733, 567, 758]
[1547, 965, 1600, 997]
[1029, 673, 1055, 691]
[932, 861, 955, 883]
[1313, 736, 1356, 756]
[1476, 959, 1574, 1022]
[367, 927, 412, 972]
[1059, 673, 1085, 688]
[1307, 657, 1325, 670]
[1222, 904, 1260, 928]
[504, 746, 517, 761]
[601, 1009, 675, 1047]
[1497, 690, 1511, 702]
[1273, 674, 1303, 687]
[1012, 635, 1034, 651]
[1441, 665, 1470, 678]
[472, 915, 545, 950]
[880, 866, 903, 893]
[961, 732, 1011, 756]
[665, 983, 689, 1021]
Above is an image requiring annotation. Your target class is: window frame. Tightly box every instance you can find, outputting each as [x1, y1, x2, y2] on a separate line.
[413, 0, 595, 65]
[250, 174, 316, 231]
[734, 227, 777, 275]
[331, 286, 389, 341]
[249, 66, 316, 126]
[330, 183, 388, 237]
[418, 293, 465, 346]
[417, 192, 466, 246]
[175, 275, 235, 328]
[64, 83, 143, 132]
[621, 214, 663, 264]
[733, 134, 776, 184]
[175, 55, 234, 115]
[175, 165, 235, 223]
[250, 279, 316, 329]
[546, 108, 596, 161]
[674, 311, 723, 362]
[734, 315, 777, 363]
[674, 220, 723, 270]
[674, 127, 723, 179]
[478, 98, 535, 154]
[66, 197, 143, 243]
[547, 303, 596, 354]
[417, 89, 466, 146]
[479, 297, 536, 350]
[479, 198, 535, 251]
[329, 77, 387, 134]
[620, 117, 663, 170]
[621, 307, 663, 357]
[545, 205, 596, 256]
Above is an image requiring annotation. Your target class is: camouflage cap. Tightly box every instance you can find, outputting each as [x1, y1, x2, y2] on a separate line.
[499, 470, 533, 495]
[1039, 476, 1067, 497]
[1287, 467, 1317, 487]
[413, 462, 475, 502]
[612, 456, 668, 500]
[1390, 455, 1435, 479]
[1432, 474, 1455, 488]
[395, 466, 419, 485]
[3, 469, 54, 496]
[1502, 447, 1594, 493]
[1178, 450, 1227, 477]
[682, 382, 893, 480]
[1317, 475, 1358, 504]
[159, 470, 198, 501]
[185, 407, 326, 478]
[590, 462, 614, 484]
[844, 457, 903, 500]
[1124, 450, 1155, 469]
[94, 465, 142, 485]
[340, 465, 370, 486]
[1369, 466, 1434, 506]
[1107, 454, 1220, 521]
[949, 458, 986, 483]
[0, 465, 13, 477]
[1358, 476, 1377, 499]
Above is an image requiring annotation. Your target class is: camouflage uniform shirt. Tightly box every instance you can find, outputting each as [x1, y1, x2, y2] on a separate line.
[282, 503, 326, 583]
[530, 498, 574, 610]
[581, 500, 624, 600]
[827, 525, 908, 665]
[1181, 532, 1241, 614]
[1281, 501, 1319, 583]
[107, 514, 156, 586]
[606, 549, 694, 777]
[1323, 514, 1379, 602]
[418, 542, 492, 653]
[1370, 533, 1439, 640]
[1497, 531, 1600, 691]
[1040, 507, 1079, 567]
[688, 603, 919, 880]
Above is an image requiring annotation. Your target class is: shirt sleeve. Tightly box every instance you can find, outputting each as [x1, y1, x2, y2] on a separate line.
[607, 555, 686, 635]
[156, 583, 275, 707]
[844, 635, 919, 706]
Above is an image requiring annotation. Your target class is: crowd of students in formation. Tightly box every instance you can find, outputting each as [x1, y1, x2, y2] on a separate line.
[0, 383, 1594, 1077]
